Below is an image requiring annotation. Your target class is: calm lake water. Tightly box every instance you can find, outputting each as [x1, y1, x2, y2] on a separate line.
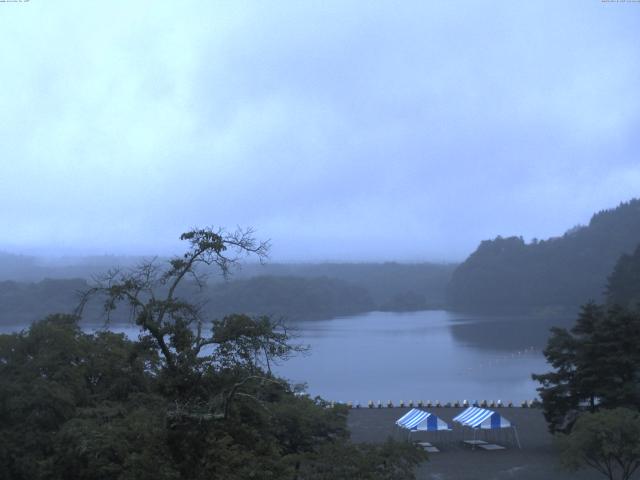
[2, 310, 571, 404]
[275, 310, 566, 404]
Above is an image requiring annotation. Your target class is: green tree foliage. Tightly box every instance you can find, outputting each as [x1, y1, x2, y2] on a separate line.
[607, 244, 640, 310]
[0, 314, 168, 480]
[557, 408, 640, 480]
[532, 303, 640, 433]
[0, 228, 426, 479]
[448, 199, 640, 311]
[298, 440, 428, 479]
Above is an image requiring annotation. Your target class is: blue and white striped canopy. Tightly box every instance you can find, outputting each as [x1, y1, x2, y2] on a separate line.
[453, 407, 512, 429]
[395, 409, 451, 431]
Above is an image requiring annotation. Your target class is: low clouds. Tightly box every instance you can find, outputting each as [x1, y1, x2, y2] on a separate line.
[1, 1, 638, 261]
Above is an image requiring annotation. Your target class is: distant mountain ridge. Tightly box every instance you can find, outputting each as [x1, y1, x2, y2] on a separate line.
[0, 256, 455, 325]
[203, 275, 375, 321]
[447, 199, 640, 312]
[0, 261, 456, 325]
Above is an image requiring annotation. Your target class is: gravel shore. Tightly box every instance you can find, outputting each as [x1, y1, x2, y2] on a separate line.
[348, 407, 619, 480]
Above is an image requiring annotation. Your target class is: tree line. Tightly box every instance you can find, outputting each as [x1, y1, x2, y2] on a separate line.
[0, 228, 426, 480]
[0, 261, 456, 326]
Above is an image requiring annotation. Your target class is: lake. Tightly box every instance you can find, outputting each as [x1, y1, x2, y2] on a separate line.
[274, 310, 567, 404]
[2, 310, 571, 404]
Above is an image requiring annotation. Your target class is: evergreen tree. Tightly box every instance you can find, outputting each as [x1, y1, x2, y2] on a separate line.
[607, 244, 640, 310]
[533, 303, 640, 433]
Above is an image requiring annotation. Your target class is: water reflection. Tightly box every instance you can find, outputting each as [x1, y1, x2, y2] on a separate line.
[448, 312, 574, 351]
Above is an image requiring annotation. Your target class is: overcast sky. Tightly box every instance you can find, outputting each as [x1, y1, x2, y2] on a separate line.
[1, 1, 639, 262]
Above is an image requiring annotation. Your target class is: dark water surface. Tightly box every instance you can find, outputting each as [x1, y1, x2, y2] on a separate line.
[274, 310, 569, 404]
[1, 310, 570, 404]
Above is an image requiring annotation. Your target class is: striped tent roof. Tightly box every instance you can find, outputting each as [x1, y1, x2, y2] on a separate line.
[396, 408, 423, 426]
[452, 407, 512, 429]
[395, 409, 451, 432]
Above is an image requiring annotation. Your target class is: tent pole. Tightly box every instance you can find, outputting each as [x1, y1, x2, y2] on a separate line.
[513, 426, 521, 449]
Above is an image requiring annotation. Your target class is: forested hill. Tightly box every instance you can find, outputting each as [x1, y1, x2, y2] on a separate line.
[234, 262, 456, 310]
[203, 276, 375, 321]
[0, 276, 375, 325]
[0, 259, 455, 325]
[447, 199, 640, 312]
[0, 266, 454, 325]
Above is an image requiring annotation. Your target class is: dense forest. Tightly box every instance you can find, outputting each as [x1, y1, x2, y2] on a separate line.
[0, 261, 455, 326]
[203, 275, 374, 321]
[447, 199, 640, 312]
[0, 278, 89, 324]
[0, 229, 426, 479]
[234, 262, 456, 310]
[0, 276, 373, 326]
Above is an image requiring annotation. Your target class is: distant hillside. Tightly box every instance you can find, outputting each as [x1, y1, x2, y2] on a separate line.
[0, 275, 375, 325]
[447, 199, 640, 312]
[0, 257, 456, 321]
[2, 267, 454, 325]
[203, 275, 375, 321]
[233, 262, 456, 309]
[0, 278, 89, 324]
[0, 253, 142, 282]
